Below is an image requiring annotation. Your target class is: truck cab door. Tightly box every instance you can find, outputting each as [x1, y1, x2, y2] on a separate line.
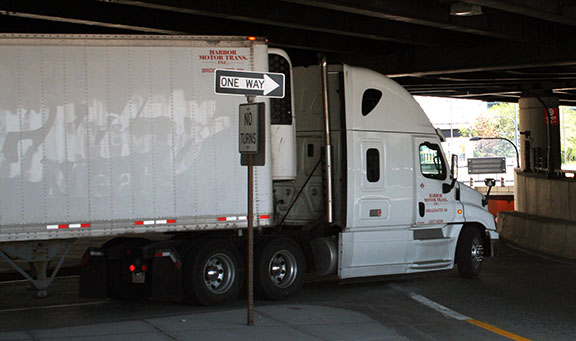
[414, 138, 456, 224]
[409, 136, 460, 271]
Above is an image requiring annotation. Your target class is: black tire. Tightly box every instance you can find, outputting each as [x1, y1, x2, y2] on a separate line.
[456, 227, 484, 278]
[254, 237, 306, 300]
[182, 240, 244, 306]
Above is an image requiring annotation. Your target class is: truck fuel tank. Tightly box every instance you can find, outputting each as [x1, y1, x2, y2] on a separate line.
[310, 236, 338, 276]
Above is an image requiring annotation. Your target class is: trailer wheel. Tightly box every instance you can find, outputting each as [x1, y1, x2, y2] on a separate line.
[182, 240, 243, 306]
[255, 237, 305, 300]
[456, 227, 484, 278]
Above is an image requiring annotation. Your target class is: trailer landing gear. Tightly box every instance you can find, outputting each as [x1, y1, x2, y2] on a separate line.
[0, 240, 74, 298]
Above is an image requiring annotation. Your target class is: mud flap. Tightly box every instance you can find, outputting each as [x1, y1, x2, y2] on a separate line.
[79, 248, 107, 298]
[151, 249, 183, 302]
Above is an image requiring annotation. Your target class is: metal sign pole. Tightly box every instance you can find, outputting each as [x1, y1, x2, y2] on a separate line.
[217, 69, 276, 326]
[246, 95, 255, 327]
[247, 152, 254, 326]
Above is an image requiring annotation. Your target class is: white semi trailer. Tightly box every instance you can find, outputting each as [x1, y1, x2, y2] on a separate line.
[0, 34, 497, 304]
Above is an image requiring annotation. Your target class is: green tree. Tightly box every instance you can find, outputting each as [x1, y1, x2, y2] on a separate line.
[461, 103, 517, 158]
[561, 107, 576, 166]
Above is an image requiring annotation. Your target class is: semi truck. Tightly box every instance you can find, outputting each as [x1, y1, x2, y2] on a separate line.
[0, 34, 498, 305]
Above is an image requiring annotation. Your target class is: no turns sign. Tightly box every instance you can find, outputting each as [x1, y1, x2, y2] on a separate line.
[239, 103, 260, 153]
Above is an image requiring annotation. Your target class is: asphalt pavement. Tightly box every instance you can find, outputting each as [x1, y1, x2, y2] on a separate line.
[0, 304, 405, 341]
[1, 242, 574, 340]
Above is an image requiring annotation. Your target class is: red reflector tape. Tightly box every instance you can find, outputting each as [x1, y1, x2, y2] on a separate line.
[70, 223, 90, 228]
[136, 220, 176, 226]
[47, 223, 90, 230]
[217, 216, 247, 222]
[215, 215, 271, 222]
[155, 219, 176, 225]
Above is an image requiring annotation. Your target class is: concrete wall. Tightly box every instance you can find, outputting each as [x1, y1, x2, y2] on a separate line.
[498, 172, 576, 260]
[499, 212, 576, 259]
[514, 172, 576, 221]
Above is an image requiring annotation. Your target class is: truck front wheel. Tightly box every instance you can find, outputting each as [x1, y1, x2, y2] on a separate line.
[254, 237, 305, 300]
[182, 239, 244, 306]
[456, 226, 484, 278]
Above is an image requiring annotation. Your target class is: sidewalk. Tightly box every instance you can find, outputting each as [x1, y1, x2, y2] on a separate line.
[0, 304, 406, 341]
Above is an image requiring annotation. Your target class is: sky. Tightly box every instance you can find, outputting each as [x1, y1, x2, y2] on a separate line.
[415, 96, 487, 129]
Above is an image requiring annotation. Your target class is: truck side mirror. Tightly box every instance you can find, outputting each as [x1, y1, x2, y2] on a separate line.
[451, 154, 458, 180]
[482, 178, 496, 207]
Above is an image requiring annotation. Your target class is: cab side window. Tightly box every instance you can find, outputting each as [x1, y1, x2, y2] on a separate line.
[366, 148, 380, 182]
[361, 89, 382, 116]
[419, 143, 447, 180]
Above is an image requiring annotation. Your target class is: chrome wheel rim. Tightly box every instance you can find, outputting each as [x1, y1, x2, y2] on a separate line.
[471, 238, 484, 269]
[203, 253, 235, 294]
[268, 250, 298, 289]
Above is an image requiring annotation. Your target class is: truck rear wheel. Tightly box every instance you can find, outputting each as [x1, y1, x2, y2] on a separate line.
[456, 227, 484, 278]
[254, 237, 305, 300]
[182, 239, 243, 306]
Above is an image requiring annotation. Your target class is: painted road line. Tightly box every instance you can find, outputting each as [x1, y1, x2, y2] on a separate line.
[467, 319, 531, 341]
[0, 301, 107, 313]
[408, 293, 530, 341]
[408, 293, 470, 320]
[0, 275, 79, 285]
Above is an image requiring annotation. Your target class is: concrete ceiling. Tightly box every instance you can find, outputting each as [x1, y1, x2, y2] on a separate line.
[2, 0, 576, 104]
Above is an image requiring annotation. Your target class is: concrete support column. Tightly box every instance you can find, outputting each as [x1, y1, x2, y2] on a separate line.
[518, 96, 561, 174]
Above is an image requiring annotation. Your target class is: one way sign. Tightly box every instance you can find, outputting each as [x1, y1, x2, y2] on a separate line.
[215, 70, 285, 98]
